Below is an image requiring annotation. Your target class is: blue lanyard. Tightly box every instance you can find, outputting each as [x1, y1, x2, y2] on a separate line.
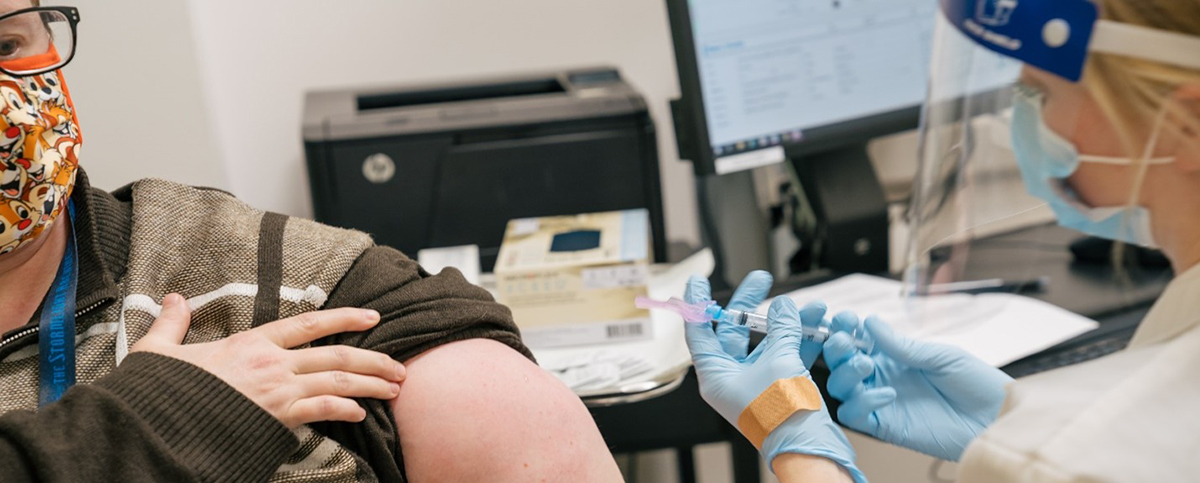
[38, 201, 78, 408]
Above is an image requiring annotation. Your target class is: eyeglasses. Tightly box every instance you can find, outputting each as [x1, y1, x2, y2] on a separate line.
[0, 6, 79, 77]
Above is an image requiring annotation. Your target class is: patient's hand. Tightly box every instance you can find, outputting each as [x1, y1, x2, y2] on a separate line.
[132, 293, 408, 429]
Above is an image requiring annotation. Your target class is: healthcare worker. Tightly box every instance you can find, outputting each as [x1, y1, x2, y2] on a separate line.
[685, 0, 1200, 481]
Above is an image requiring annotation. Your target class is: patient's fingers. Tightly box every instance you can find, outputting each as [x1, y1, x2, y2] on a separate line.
[259, 308, 380, 348]
[136, 294, 192, 347]
[288, 396, 368, 425]
[296, 371, 401, 401]
[291, 345, 406, 381]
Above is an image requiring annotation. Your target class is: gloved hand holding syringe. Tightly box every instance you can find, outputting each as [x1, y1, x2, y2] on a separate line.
[636, 296, 873, 351]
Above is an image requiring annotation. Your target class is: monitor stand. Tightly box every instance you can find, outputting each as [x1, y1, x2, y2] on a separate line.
[696, 170, 771, 291]
[789, 143, 890, 274]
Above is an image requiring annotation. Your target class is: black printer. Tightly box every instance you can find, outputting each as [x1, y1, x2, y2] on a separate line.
[302, 67, 666, 271]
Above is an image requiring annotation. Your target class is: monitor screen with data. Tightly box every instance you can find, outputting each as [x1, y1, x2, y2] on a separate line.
[675, 0, 1015, 174]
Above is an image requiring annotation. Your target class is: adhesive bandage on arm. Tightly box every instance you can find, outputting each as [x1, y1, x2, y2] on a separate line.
[737, 376, 824, 449]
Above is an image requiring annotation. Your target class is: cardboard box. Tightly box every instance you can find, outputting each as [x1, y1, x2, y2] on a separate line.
[495, 209, 653, 348]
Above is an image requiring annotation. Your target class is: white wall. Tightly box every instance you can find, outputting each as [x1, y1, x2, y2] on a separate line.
[58, 0, 923, 249]
[55, 0, 227, 192]
[185, 0, 701, 245]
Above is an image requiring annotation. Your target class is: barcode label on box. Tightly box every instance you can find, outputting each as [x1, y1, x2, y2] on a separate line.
[581, 265, 648, 290]
[521, 318, 652, 349]
[606, 322, 645, 340]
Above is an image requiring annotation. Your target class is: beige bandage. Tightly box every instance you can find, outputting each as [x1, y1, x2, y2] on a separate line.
[737, 377, 823, 449]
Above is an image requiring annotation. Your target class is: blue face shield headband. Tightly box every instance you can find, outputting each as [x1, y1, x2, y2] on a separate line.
[940, 0, 1200, 82]
[935, 0, 1200, 247]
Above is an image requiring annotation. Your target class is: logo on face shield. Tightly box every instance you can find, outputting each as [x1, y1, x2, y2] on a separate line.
[976, 0, 1018, 26]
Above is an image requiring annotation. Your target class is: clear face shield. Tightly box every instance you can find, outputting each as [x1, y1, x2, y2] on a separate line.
[901, 16, 1036, 333]
[902, 0, 1200, 334]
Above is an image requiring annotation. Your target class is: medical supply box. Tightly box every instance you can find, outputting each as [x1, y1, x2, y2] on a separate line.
[302, 67, 666, 272]
[494, 210, 653, 348]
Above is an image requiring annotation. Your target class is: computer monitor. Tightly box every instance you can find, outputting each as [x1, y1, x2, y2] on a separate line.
[667, 0, 1013, 175]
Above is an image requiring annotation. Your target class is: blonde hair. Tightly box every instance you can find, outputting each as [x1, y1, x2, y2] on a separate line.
[1084, 0, 1200, 268]
[1088, 1, 1200, 162]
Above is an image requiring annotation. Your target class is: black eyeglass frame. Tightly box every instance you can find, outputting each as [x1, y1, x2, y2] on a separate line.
[0, 6, 79, 77]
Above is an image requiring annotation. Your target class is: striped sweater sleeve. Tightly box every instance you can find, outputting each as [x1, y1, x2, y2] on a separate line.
[321, 245, 531, 363]
[0, 353, 298, 483]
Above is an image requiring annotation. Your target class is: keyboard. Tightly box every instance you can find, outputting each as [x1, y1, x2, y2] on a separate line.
[1002, 327, 1135, 379]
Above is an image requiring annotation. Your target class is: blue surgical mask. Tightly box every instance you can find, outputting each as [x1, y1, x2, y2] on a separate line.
[1009, 84, 1171, 248]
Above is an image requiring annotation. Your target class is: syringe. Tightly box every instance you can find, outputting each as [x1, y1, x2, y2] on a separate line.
[635, 296, 872, 350]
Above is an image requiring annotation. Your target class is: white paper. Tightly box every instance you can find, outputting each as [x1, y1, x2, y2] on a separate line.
[539, 351, 598, 372]
[417, 245, 481, 285]
[759, 274, 1099, 367]
[557, 363, 618, 390]
[617, 358, 654, 380]
[510, 218, 541, 236]
[547, 352, 657, 391]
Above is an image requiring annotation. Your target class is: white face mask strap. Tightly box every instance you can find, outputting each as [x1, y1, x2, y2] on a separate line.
[1077, 108, 1174, 166]
[1090, 20, 1200, 71]
[1079, 155, 1174, 165]
[1140, 105, 1170, 164]
[1121, 104, 1171, 217]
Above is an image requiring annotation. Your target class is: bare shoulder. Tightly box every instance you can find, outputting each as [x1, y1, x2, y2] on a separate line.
[390, 339, 622, 482]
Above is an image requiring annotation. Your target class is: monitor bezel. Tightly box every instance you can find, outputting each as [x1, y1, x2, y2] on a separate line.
[666, 0, 924, 176]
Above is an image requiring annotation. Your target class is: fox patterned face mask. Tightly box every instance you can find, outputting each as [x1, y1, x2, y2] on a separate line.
[0, 48, 81, 256]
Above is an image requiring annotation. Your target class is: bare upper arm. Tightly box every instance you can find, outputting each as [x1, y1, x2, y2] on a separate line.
[389, 339, 622, 482]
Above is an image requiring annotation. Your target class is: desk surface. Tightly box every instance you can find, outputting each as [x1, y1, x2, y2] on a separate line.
[592, 223, 1173, 456]
[953, 225, 1170, 319]
[724, 224, 1171, 347]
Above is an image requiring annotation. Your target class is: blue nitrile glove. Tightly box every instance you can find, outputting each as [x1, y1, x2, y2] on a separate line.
[823, 312, 1014, 461]
[688, 270, 827, 368]
[685, 274, 865, 482]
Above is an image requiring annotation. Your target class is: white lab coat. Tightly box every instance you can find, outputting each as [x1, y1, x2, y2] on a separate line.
[957, 264, 1200, 482]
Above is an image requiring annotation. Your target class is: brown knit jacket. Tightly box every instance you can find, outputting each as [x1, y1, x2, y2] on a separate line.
[0, 171, 531, 482]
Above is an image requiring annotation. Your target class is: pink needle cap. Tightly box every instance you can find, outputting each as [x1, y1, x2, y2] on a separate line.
[634, 296, 714, 323]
